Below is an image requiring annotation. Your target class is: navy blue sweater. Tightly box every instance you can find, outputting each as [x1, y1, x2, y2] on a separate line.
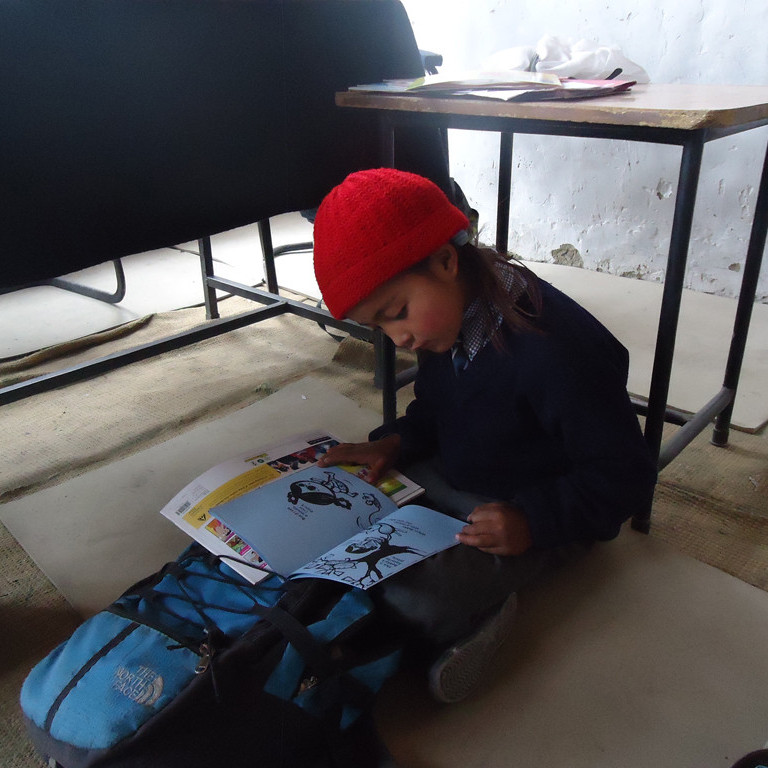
[371, 278, 657, 549]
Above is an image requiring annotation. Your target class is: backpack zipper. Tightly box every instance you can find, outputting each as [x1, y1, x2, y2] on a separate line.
[106, 605, 209, 662]
[44, 622, 140, 733]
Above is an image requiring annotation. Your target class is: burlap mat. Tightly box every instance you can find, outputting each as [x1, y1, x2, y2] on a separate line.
[0, 293, 419, 504]
[0, 299, 329, 501]
[0, 316, 153, 385]
[650, 420, 768, 592]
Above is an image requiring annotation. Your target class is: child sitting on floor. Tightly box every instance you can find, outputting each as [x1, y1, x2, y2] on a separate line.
[312, 168, 657, 702]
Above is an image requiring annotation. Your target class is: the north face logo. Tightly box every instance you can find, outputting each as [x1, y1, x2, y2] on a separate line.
[113, 665, 164, 706]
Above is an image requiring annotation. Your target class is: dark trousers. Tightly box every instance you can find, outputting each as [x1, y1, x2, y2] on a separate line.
[369, 458, 591, 653]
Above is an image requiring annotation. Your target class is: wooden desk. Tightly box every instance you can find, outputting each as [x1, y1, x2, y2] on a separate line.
[337, 84, 768, 531]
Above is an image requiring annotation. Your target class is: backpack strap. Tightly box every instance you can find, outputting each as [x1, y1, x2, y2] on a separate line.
[262, 587, 388, 717]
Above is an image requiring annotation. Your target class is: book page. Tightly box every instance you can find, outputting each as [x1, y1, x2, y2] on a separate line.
[158, 433, 342, 582]
[212, 466, 397, 577]
[158, 431, 423, 582]
[291, 505, 465, 590]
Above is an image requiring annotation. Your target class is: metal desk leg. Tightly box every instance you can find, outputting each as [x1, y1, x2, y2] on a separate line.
[198, 236, 220, 320]
[496, 132, 514, 255]
[712, 141, 768, 446]
[258, 220, 280, 295]
[373, 117, 401, 424]
[380, 116, 396, 168]
[375, 330, 398, 425]
[633, 138, 704, 532]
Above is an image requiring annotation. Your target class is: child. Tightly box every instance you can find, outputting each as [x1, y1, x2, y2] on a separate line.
[312, 168, 657, 702]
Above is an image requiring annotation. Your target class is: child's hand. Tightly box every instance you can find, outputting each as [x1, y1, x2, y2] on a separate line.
[316, 434, 401, 486]
[457, 502, 532, 556]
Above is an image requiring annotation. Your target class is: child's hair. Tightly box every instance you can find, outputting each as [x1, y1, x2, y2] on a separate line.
[408, 242, 542, 349]
[457, 243, 542, 343]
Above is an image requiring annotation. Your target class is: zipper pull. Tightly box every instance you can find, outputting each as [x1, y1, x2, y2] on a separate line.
[298, 675, 319, 694]
[195, 641, 213, 674]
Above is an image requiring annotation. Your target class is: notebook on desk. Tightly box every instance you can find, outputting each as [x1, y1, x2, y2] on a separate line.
[349, 69, 636, 102]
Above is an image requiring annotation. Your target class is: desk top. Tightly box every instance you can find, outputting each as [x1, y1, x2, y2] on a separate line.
[337, 83, 768, 132]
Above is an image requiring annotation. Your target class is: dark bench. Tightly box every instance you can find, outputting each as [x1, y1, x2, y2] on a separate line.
[1, 0, 450, 418]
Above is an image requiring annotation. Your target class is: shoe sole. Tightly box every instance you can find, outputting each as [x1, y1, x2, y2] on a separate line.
[428, 592, 518, 703]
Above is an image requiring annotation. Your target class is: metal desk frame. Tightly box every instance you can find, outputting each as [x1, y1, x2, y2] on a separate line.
[337, 84, 768, 532]
[0, 230, 396, 411]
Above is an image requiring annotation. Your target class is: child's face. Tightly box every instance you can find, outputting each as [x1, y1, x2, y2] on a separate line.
[346, 246, 465, 354]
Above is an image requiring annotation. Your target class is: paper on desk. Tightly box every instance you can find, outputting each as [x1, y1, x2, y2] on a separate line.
[463, 78, 635, 102]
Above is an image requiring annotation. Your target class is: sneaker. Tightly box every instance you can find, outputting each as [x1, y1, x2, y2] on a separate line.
[428, 592, 518, 704]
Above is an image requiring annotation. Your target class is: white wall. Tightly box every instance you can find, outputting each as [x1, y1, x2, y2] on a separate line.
[401, 0, 768, 300]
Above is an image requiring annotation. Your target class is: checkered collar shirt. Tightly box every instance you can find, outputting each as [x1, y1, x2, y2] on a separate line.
[451, 259, 525, 374]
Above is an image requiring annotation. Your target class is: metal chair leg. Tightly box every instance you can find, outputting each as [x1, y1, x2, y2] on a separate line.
[46, 259, 126, 304]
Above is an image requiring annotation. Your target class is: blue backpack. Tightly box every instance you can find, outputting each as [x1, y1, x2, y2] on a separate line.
[20, 545, 402, 768]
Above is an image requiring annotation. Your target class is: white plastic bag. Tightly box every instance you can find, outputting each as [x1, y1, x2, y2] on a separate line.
[484, 35, 650, 83]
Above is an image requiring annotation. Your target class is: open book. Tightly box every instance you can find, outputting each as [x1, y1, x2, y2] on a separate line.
[349, 69, 636, 102]
[159, 432, 463, 588]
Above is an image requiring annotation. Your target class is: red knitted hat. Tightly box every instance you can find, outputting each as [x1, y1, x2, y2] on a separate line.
[313, 168, 470, 319]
